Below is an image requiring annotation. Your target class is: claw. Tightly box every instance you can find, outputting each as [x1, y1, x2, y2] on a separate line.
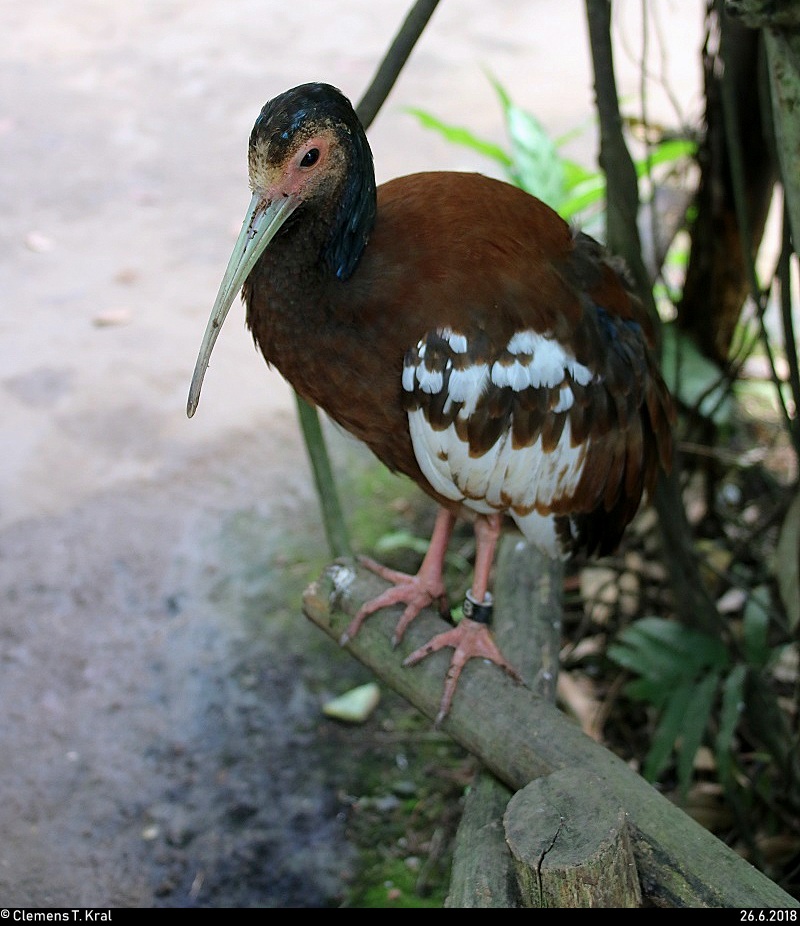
[403, 617, 522, 724]
[341, 556, 450, 647]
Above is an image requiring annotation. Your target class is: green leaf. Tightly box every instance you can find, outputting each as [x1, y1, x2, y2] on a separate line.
[633, 138, 697, 178]
[485, 70, 512, 112]
[775, 490, 800, 632]
[558, 176, 607, 221]
[374, 529, 431, 557]
[716, 665, 746, 791]
[621, 675, 672, 706]
[643, 680, 693, 781]
[485, 71, 565, 208]
[742, 585, 772, 668]
[618, 616, 728, 670]
[504, 104, 565, 207]
[374, 529, 470, 573]
[405, 108, 512, 167]
[607, 633, 687, 691]
[554, 119, 595, 150]
[676, 670, 721, 797]
[561, 158, 597, 191]
[609, 617, 729, 712]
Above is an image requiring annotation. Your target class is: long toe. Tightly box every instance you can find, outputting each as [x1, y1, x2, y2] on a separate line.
[403, 618, 522, 724]
[341, 562, 449, 646]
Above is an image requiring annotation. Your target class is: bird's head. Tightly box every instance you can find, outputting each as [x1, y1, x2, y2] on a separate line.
[247, 83, 376, 262]
[187, 83, 376, 417]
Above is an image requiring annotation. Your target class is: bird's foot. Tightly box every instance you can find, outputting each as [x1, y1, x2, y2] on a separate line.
[339, 555, 450, 647]
[403, 616, 522, 727]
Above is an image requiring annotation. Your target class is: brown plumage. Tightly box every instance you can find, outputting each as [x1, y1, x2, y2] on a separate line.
[188, 83, 674, 724]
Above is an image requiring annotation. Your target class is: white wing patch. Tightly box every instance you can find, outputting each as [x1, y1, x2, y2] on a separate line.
[498, 330, 593, 388]
[404, 327, 595, 555]
[447, 364, 489, 416]
[442, 328, 468, 354]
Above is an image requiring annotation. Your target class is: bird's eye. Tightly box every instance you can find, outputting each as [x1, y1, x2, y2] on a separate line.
[300, 147, 320, 169]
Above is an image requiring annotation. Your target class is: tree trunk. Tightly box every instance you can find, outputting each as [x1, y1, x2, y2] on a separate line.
[677, 2, 777, 367]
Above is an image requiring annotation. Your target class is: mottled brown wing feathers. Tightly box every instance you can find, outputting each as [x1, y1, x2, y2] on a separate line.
[397, 187, 674, 556]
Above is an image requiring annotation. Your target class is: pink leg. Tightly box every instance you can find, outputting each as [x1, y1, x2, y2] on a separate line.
[403, 513, 521, 725]
[341, 508, 456, 647]
[469, 513, 502, 602]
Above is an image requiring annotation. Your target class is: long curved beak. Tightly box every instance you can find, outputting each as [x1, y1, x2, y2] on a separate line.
[187, 191, 300, 417]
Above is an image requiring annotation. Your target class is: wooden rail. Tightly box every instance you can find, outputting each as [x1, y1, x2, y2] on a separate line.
[302, 551, 798, 908]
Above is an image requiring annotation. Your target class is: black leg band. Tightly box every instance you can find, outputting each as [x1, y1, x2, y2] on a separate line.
[462, 590, 493, 625]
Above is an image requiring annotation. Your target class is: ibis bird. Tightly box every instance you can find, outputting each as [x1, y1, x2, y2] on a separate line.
[188, 82, 674, 724]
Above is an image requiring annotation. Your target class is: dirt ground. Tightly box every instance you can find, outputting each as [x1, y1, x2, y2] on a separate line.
[0, 0, 702, 907]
